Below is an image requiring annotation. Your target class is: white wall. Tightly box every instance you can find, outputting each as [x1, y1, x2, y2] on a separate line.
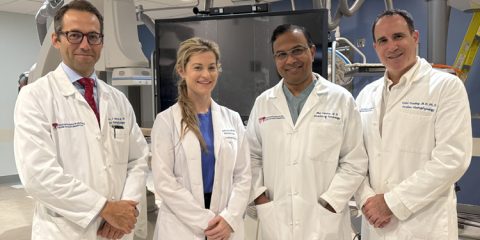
[0, 11, 40, 176]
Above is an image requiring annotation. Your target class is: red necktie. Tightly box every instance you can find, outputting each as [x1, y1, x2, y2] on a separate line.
[78, 78, 100, 124]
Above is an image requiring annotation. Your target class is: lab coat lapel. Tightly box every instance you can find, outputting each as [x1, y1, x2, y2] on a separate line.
[209, 100, 223, 213]
[270, 81, 294, 128]
[96, 81, 110, 130]
[54, 65, 99, 128]
[384, 58, 425, 111]
[384, 83, 410, 113]
[369, 80, 384, 142]
[172, 104, 205, 206]
[373, 81, 384, 127]
[296, 76, 329, 126]
[54, 65, 77, 97]
[211, 101, 223, 164]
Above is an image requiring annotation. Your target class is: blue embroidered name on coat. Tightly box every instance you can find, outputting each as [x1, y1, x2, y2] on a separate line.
[359, 107, 375, 112]
[108, 117, 126, 127]
[222, 129, 237, 140]
[314, 112, 341, 120]
[401, 101, 437, 113]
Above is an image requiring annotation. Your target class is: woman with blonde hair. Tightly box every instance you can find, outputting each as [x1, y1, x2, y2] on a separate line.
[151, 37, 251, 240]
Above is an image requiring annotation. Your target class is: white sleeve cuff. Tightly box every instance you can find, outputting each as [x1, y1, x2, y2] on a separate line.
[84, 196, 108, 228]
[384, 191, 412, 221]
[219, 209, 237, 233]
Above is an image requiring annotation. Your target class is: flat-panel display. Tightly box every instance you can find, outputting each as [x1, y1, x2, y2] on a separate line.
[155, 9, 328, 120]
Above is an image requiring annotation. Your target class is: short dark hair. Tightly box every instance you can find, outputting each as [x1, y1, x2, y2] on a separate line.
[270, 24, 314, 52]
[54, 0, 104, 34]
[371, 9, 415, 42]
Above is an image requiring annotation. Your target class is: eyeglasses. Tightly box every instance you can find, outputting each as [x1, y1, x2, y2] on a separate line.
[57, 31, 104, 45]
[273, 46, 310, 61]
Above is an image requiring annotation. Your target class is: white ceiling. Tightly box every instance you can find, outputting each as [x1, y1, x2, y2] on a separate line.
[0, 0, 277, 19]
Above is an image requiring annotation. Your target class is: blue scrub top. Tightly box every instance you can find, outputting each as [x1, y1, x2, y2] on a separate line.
[198, 109, 215, 193]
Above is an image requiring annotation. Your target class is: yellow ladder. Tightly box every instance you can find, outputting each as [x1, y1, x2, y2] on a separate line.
[453, 12, 480, 82]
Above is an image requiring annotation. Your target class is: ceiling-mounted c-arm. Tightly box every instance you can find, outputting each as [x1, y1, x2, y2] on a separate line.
[35, 0, 64, 45]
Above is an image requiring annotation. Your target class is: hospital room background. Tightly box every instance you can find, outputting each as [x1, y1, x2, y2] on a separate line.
[0, 0, 479, 238]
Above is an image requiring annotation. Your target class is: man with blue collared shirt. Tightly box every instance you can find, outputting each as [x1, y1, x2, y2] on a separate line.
[63, 62, 99, 115]
[13, 1, 149, 239]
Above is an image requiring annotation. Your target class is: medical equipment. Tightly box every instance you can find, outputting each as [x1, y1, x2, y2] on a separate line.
[154, 9, 329, 120]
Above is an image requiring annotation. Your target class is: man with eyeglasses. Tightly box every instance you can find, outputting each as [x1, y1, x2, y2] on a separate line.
[13, 1, 148, 239]
[246, 24, 368, 239]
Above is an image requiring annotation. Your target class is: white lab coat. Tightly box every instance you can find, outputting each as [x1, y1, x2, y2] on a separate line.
[151, 101, 251, 240]
[13, 65, 149, 240]
[354, 58, 472, 240]
[247, 73, 368, 240]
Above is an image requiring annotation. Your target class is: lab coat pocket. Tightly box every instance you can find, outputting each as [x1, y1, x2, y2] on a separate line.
[256, 201, 279, 240]
[218, 139, 238, 179]
[222, 129, 239, 160]
[111, 126, 128, 141]
[46, 214, 82, 239]
[109, 126, 129, 165]
[397, 111, 434, 154]
[307, 123, 343, 162]
[156, 209, 192, 240]
[315, 203, 346, 239]
[398, 196, 448, 240]
[224, 139, 238, 158]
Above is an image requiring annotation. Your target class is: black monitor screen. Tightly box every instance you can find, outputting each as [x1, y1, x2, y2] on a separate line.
[155, 9, 328, 120]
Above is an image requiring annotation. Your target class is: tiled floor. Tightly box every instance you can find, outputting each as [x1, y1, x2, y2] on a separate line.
[0, 182, 33, 240]
[0, 181, 157, 240]
[2, 180, 479, 240]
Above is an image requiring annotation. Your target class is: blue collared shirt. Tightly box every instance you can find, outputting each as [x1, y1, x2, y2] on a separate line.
[61, 62, 99, 110]
[282, 77, 317, 125]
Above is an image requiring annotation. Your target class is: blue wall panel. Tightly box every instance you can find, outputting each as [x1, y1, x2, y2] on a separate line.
[325, 0, 479, 205]
[457, 157, 480, 205]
